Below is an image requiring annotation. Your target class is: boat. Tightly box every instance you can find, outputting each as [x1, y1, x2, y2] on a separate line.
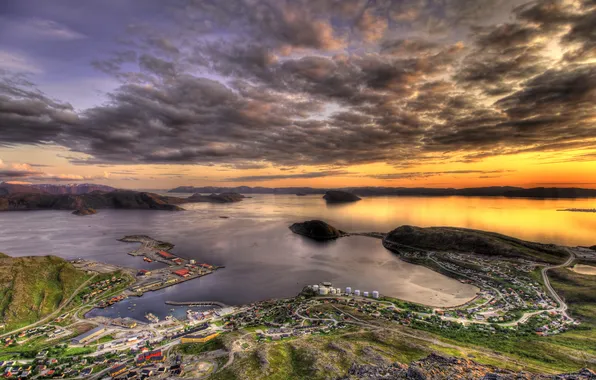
[145, 312, 159, 323]
[143, 257, 153, 263]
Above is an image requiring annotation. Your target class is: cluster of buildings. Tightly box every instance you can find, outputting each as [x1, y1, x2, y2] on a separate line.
[129, 249, 219, 295]
[80, 276, 126, 303]
[398, 250, 575, 333]
[1, 325, 65, 348]
[1, 351, 115, 379]
[310, 282, 380, 299]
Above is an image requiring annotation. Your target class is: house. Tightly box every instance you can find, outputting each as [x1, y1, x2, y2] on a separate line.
[109, 364, 128, 378]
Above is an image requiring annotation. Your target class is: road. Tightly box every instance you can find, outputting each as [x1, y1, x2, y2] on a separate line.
[541, 248, 575, 319]
[0, 274, 98, 338]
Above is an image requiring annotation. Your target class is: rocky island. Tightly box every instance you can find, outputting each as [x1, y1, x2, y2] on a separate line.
[322, 190, 361, 203]
[72, 207, 97, 216]
[289, 220, 347, 240]
[185, 192, 245, 203]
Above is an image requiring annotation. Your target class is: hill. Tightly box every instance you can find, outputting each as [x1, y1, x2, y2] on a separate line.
[0, 253, 90, 330]
[383, 225, 568, 264]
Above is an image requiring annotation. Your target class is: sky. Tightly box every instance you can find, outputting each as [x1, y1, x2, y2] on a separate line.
[0, 0, 595, 189]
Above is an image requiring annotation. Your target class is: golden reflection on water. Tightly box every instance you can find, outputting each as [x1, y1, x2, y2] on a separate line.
[319, 196, 596, 246]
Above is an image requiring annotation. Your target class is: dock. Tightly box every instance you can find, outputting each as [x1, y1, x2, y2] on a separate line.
[165, 301, 228, 308]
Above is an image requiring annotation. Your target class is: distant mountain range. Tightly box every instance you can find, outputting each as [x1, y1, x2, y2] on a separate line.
[0, 183, 116, 195]
[168, 186, 596, 199]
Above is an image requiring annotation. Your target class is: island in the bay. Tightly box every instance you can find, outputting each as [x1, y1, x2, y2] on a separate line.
[0, 220, 594, 379]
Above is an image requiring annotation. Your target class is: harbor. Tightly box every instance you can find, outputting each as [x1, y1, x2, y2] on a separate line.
[120, 235, 224, 297]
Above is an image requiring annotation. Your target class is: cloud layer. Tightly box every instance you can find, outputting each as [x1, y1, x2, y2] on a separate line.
[0, 0, 595, 171]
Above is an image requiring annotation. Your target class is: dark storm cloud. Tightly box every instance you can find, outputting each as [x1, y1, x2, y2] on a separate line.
[0, 169, 43, 179]
[0, 0, 595, 170]
[0, 74, 77, 146]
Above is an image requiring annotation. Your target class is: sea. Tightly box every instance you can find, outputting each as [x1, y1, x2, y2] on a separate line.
[0, 194, 594, 321]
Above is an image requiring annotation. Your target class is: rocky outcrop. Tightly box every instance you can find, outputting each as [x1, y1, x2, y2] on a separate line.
[186, 192, 245, 203]
[323, 190, 361, 203]
[338, 353, 596, 379]
[289, 220, 346, 241]
[72, 208, 97, 216]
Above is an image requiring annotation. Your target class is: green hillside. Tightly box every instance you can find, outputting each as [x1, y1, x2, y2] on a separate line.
[383, 226, 568, 264]
[0, 253, 90, 330]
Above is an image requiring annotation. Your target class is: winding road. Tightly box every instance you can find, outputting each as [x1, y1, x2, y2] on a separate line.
[541, 248, 575, 319]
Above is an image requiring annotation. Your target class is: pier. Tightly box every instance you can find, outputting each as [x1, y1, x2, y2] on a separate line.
[165, 301, 228, 308]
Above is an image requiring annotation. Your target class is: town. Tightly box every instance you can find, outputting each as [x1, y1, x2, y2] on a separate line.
[0, 238, 586, 379]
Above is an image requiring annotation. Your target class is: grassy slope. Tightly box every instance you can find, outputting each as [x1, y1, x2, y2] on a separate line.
[0, 253, 90, 330]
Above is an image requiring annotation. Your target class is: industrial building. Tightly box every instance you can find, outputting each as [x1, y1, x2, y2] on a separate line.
[173, 268, 190, 277]
[346, 287, 351, 295]
[157, 250, 175, 259]
[180, 331, 219, 344]
[354, 290, 361, 296]
[372, 290, 380, 299]
[319, 287, 329, 295]
[71, 326, 107, 344]
[363, 291, 369, 297]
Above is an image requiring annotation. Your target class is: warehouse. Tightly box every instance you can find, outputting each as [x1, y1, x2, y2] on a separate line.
[71, 326, 107, 344]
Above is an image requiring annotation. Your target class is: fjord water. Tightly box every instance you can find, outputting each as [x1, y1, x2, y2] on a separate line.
[0, 194, 594, 320]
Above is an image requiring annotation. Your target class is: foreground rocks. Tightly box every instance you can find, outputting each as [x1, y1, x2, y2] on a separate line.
[323, 190, 361, 203]
[289, 220, 346, 240]
[338, 353, 596, 380]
